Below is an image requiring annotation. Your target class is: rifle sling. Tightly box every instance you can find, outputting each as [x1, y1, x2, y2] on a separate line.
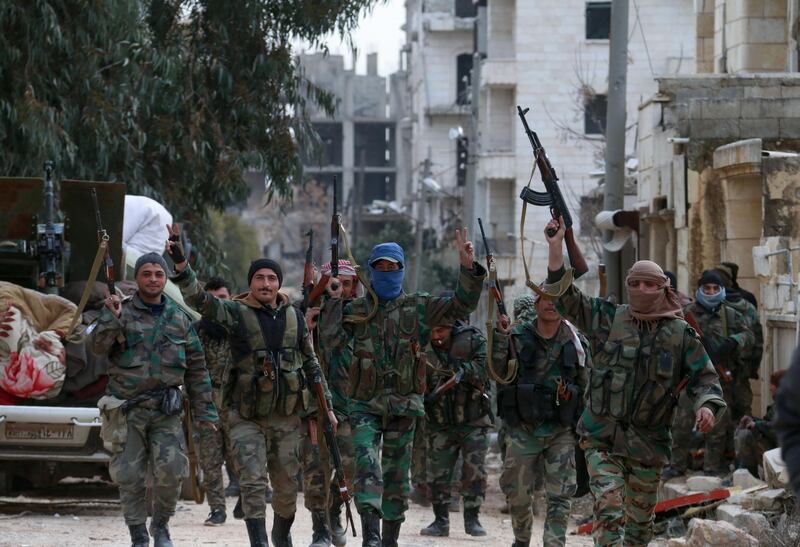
[67, 237, 108, 338]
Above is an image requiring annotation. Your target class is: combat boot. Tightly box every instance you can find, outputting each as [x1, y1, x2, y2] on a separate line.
[245, 518, 269, 547]
[463, 507, 487, 536]
[360, 510, 381, 547]
[149, 516, 173, 547]
[381, 520, 401, 547]
[310, 511, 332, 547]
[128, 523, 149, 547]
[419, 504, 449, 536]
[271, 513, 295, 547]
[225, 468, 241, 497]
[328, 493, 346, 547]
[511, 541, 530, 547]
[234, 496, 245, 519]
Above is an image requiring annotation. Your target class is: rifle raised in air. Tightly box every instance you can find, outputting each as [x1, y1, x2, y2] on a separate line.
[90, 188, 118, 307]
[517, 106, 588, 278]
[478, 218, 508, 317]
[330, 176, 340, 278]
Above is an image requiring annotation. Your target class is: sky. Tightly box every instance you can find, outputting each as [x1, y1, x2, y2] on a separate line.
[304, 0, 406, 76]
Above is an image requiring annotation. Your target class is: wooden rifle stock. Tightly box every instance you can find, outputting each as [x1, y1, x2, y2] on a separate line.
[182, 398, 204, 504]
[425, 369, 464, 404]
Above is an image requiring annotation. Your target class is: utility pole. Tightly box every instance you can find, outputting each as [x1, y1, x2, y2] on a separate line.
[353, 148, 366, 249]
[602, 0, 629, 302]
[464, 51, 481, 238]
[412, 150, 432, 291]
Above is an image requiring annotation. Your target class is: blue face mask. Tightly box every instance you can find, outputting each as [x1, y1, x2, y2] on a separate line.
[695, 286, 726, 311]
[370, 268, 405, 300]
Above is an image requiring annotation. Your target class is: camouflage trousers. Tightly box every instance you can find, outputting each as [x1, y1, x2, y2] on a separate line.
[411, 416, 428, 486]
[109, 408, 188, 525]
[351, 412, 416, 521]
[734, 426, 775, 476]
[197, 403, 233, 511]
[228, 409, 301, 519]
[586, 448, 661, 547]
[671, 388, 734, 472]
[300, 415, 330, 512]
[500, 424, 576, 546]
[428, 424, 488, 510]
[332, 414, 356, 487]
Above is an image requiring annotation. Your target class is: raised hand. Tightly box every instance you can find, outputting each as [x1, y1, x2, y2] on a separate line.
[165, 223, 187, 271]
[496, 314, 511, 335]
[455, 227, 475, 268]
[544, 216, 566, 246]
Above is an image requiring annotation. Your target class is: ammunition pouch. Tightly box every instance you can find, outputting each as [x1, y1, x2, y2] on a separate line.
[588, 368, 631, 420]
[498, 383, 557, 427]
[631, 350, 678, 428]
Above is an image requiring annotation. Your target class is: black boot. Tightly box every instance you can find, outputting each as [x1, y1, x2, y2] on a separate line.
[381, 520, 401, 547]
[512, 541, 530, 547]
[329, 494, 346, 547]
[149, 517, 174, 547]
[464, 507, 487, 537]
[360, 511, 381, 547]
[225, 467, 241, 497]
[419, 503, 449, 536]
[128, 523, 149, 547]
[310, 511, 333, 547]
[271, 513, 295, 547]
[245, 518, 270, 547]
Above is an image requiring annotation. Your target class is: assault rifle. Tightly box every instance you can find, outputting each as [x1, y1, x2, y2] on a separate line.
[301, 230, 329, 312]
[425, 368, 464, 405]
[310, 374, 357, 537]
[90, 188, 118, 309]
[478, 218, 508, 317]
[36, 161, 66, 293]
[517, 106, 588, 278]
[330, 176, 340, 278]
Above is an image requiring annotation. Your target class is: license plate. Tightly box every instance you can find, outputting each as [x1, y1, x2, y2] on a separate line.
[4, 422, 75, 441]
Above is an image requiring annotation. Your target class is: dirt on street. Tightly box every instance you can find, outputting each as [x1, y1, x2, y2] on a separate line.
[0, 454, 594, 547]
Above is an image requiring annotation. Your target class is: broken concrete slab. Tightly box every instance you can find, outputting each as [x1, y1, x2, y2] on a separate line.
[660, 478, 694, 502]
[740, 487, 789, 511]
[763, 447, 789, 489]
[732, 468, 766, 490]
[684, 518, 759, 546]
[734, 511, 770, 539]
[686, 475, 723, 492]
[716, 503, 746, 524]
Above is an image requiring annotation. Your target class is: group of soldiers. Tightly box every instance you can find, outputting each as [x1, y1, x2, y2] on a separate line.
[87, 215, 775, 547]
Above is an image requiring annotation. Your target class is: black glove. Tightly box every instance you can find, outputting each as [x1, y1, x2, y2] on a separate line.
[717, 337, 737, 357]
[166, 233, 186, 265]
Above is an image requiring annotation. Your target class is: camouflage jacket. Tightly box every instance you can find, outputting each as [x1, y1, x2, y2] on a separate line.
[547, 266, 726, 466]
[426, 325, 491, 429]
[726, 296, 764, 378]
[174, 265, 330, 420]
[316, 297, 355, 421]
[492, 319, 591, 437]
[684, 301, 755, 380]
[319, 263, 486, 418]
[196, 321, 233, 409]
[87, 292, 217, 422]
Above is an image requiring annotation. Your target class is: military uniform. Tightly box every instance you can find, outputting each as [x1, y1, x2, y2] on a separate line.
[548, 266, 726, 546]
[175, 265, 330, 541]
[670, 302, 754, 473]
[725, 297, 763, 419]
[196, 321, 235, 516]
[88, 293, 217, 533]
[735, 405, 777, 476]
[318, 263, 485, 538]
[493, 317, 589, 547]
[421, 325, 491, 536]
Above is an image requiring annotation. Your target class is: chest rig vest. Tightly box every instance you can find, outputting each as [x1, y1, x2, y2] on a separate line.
[426, 325, 491, 427]
[588, 306, 686, 429]
[498, 323, 581, 428]
[347, 296, 427, 402]
[229, 305, 306, 419]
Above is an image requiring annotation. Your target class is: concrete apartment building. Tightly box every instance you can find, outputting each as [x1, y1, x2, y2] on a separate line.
[635, 0, 800, 411]
[404, 0, 697, 299]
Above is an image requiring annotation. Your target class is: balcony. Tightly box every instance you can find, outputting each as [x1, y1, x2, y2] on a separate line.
[424, 103, 471, 118]
[422, 13, 474, 33]
[481, 59, 516, 87]
[477, 151, 516, 181]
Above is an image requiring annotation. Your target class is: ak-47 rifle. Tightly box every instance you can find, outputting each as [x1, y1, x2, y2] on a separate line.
[425, 368, 464, 405]
[36, 161, 67, 293]
[330, 176, 340, 279]
[478, 218, 508, 317]
[302, 230, 330, 311]
[517, 106, 588, 278]
[91, 189, 118, 308]
[309, 374, 357, 538]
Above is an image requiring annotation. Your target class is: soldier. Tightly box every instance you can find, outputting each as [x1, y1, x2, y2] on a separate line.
[419, 319, 492, 538]
[319, 231, 485, 547]
[306, 259, 358, 547]
[492, 291, 590, 547]
[735, 369, 784, 476]
[88, 252, 218, 547]
[195, 276, 234, 526]
[544, 217, 726, 546]
[168, 226, 334, 547]
[665, 270, 755, 478]
[714, 263, 763, 420]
